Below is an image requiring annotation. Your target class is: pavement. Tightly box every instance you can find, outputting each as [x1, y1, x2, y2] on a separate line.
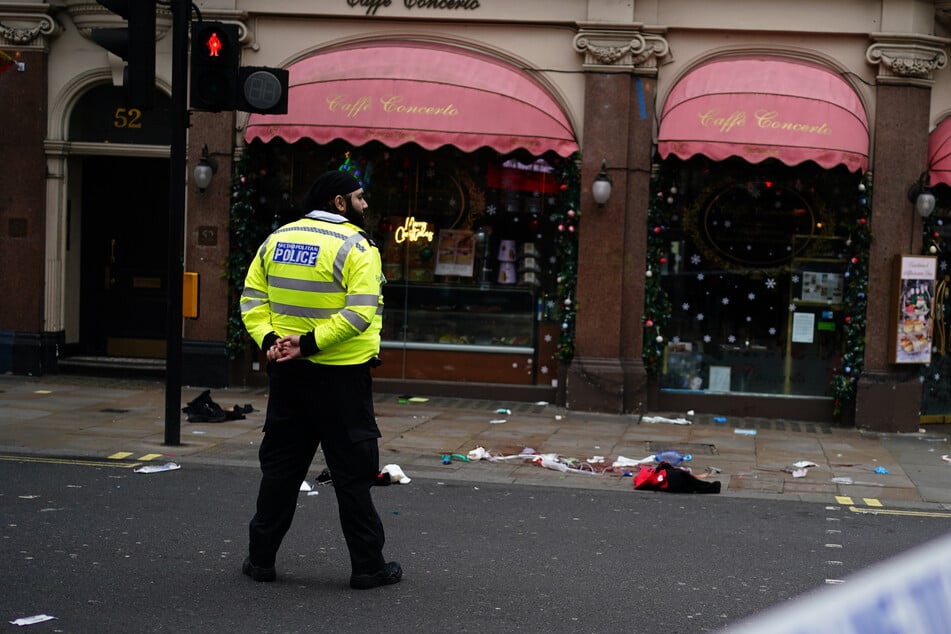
[2, 373, 951, 511]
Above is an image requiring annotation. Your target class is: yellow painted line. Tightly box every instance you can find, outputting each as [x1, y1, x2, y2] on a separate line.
[108, 452, 134, 460]
[849, 506, 951, 519]
[137, 453, 164, 461]
[835, 496, 853, 505]
[864, 498, 883, 507]
[0, 455, 142, 469]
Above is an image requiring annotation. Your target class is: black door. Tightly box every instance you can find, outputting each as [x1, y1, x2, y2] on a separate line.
[79, 156, 169, 357]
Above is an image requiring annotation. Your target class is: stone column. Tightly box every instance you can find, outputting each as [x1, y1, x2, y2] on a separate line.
[856, 35, 948, 432]
[567, 25, 668, 413]
[0, 10, 58, 374]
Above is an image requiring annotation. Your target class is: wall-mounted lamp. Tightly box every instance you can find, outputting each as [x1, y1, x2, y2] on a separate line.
[592, 160, 612, 207]
[193, 144, 218, 193]
[908, 171, 936, 218]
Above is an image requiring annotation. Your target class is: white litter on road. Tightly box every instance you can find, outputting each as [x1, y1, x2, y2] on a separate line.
[10, 614, 56, 626]
[133, 462, 181, 474]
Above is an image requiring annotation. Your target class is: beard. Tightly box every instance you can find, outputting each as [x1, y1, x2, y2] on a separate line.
[343, 196, 367, 230]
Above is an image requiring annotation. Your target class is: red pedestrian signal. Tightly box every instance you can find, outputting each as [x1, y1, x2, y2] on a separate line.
[205, 32, 222, 57]
[189, 21, 239, 112]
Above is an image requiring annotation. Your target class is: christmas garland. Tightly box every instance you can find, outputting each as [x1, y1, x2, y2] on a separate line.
[830, 172, 873, 417]
[551, 154, 581, 361]
[225, 149, 276, 359]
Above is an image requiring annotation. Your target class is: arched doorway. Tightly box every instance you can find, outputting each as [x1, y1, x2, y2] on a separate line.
[64, 83, 172, 361]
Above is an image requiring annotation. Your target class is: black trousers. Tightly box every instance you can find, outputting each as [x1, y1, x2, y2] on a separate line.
[248, 361, 386, 575]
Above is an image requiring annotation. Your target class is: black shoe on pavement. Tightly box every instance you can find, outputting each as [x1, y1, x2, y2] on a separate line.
[349, 561, 402, 590]
[242, 557, 276, 582]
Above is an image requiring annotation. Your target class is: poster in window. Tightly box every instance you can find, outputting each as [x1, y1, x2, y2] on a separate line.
[890, 255, 937, 364]
[434, 230, 476, 277]
[800, 271, 844, 304]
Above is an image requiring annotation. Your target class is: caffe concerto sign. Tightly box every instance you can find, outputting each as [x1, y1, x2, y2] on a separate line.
[349, 0, 480, 16]
[699, 109, 832, 136]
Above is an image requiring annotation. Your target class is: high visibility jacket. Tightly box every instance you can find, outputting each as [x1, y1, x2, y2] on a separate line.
[240, 210, 384, 366]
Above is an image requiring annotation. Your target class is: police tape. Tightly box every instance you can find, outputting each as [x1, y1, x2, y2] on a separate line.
[723, 532, 951, 633]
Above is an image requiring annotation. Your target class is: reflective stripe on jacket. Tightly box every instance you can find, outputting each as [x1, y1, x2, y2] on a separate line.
[240, 210, 384, 366]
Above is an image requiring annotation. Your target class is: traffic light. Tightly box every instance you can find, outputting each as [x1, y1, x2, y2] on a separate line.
[189, 21, 240, 112]
[237, 67, 289, 115]
[91, 0, 156, 109]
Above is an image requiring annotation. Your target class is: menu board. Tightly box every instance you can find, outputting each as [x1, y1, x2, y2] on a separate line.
[889, 255, 937, 364]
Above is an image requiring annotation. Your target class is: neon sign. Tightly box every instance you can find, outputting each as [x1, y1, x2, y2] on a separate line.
[393, 217, 434, 243]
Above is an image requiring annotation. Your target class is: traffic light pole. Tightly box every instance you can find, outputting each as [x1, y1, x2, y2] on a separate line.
[164, 0, 188, 446]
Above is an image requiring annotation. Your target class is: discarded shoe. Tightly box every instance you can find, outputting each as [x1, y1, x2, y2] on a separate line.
[242, 557, 276, 582]
[183, 390, 251, 423]
[349, 561, 402, 590]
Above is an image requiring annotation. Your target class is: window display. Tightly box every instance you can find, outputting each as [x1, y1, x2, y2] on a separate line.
[653, 157, 862, 398]
[233, 139, 574, 385]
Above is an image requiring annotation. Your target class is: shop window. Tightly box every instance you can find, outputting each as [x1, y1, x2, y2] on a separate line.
[655, 157, 860, 398]
[236, 140, 573, 385]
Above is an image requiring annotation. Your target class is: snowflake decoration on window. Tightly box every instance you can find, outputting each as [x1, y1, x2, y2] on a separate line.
[935, 373, 941, 381]
[789, 303, 797, 312]
[697, 273, 705, 281]
[690, 254, 701, 265]
[682, 302, 690, 311]
[541, 366, 549, 374]
[769, 327, 776, 335]
[792, 274, 800, 284]
[485, 204, 497, 215]
[672, 336, 681, 344]
[748, 292, 756, 301]
[703, 334, 711, 343]
[727, 334, 736, 343]
[765, 278, 776, 289]
[722, 297, 730, 305]
[696, 313, 705, 321]
[941, 260, 948, 272]
[544, 333, 552, 342]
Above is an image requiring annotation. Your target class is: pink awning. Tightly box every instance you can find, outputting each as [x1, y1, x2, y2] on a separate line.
[245, 42, 578, 157]
[929, 116, 951, 187]
[658, 58, 869, 172]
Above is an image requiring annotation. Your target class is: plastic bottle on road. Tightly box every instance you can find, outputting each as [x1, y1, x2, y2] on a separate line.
[653, 450, 692, 466]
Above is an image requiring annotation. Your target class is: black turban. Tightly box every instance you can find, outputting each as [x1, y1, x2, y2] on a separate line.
[302, 171, 362, 212]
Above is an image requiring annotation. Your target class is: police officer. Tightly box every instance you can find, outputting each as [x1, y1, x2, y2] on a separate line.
[240, 170, 400, 590]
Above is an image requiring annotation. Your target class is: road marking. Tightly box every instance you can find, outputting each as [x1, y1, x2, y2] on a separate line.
[864, 498, 882, 507]
[836, 496, 853, 505]
[137, 453, 164, 461]
[849, 506, 951, 519]
[825, 579, 845, 585]
[0, 455, 141, 469]
[108, 452, 134, 460]
[825, 543, 843, 549]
